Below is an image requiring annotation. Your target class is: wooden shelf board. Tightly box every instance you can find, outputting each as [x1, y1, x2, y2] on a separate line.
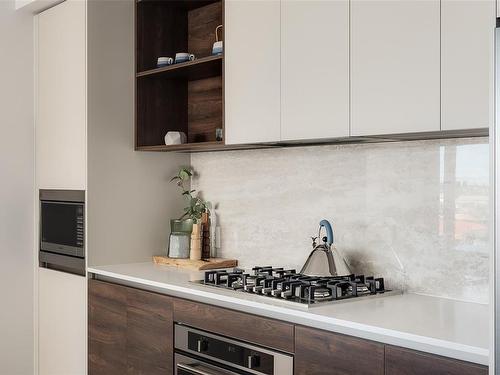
[136, 0, 220, 11]
[136, 142, 279, 153]
[136, 55, 223, 81]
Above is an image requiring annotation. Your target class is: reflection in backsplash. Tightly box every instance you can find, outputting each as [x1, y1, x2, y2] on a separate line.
[191, 138, 490, 303]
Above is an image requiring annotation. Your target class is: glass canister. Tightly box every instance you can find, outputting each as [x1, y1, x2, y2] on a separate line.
[167, 219, 193, 258]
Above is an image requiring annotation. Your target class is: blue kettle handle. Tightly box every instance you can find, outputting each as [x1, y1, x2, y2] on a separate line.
[319, 219, 334, 246]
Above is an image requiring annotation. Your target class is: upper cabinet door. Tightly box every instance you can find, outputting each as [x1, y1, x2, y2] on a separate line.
[281, 0, 349, 141]
[37, 0, 86, 190]
[350, 0, 440, 136]
[224, 0, 281, 145]
[441, 0, 494, 131]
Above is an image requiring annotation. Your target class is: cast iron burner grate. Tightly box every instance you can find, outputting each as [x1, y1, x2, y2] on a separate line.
[192, 266, 399, 307]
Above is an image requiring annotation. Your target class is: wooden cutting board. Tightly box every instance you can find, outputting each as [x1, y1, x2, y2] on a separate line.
[153, 256, 238, 271]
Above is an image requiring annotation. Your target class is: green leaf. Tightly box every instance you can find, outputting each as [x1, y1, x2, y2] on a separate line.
[179, 168, 192, 180]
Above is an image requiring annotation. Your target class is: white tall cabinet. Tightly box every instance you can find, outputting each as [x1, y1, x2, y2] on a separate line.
[225, 0, 281, 145]
[38, 268, 86, 375]
[350, 0, 441, 136]
[36, 0, 86, 189]
[281, 0, 349, 141]
[36, 1, 87, 374]
[441, 0, 494, 130]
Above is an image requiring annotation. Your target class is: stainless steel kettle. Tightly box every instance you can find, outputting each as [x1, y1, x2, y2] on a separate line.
[300, 219, 352, 277]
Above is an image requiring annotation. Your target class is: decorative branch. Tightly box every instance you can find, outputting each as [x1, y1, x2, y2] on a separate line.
[171, 167, 210, 223]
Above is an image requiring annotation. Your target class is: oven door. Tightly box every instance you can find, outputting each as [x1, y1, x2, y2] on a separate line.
[175, 353, 247, 375]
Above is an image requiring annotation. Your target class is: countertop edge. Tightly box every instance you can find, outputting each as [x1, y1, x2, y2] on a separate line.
[87, 267, 489, 366]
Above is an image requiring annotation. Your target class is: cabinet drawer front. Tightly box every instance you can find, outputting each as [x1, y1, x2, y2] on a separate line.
[88, 280, 128, 375]
[385, 346, 488, 375]
[294, 325, 384, 375]
[89, 280, 174, 375]
[173, 299, 294, 353]
[126, 288, 173, 375]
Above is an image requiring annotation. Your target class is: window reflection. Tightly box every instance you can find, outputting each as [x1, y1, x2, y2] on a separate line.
[439, 143, 489, 252]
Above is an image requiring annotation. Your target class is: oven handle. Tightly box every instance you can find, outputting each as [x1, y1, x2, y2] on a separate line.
[177, 362, 239, 375]
[177, 363, 212, 375]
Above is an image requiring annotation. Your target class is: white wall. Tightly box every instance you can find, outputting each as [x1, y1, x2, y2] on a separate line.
[192, 137, 490, 303]
[0, 1, 34, 374]
[87, 0, 188, 267]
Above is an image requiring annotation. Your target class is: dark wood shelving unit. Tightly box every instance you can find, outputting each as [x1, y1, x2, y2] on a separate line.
[135, 0, 225, 151]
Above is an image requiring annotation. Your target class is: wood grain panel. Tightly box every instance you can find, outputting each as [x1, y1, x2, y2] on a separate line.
[88, 279, 127, 375]
[173, 299, 294, 352]
[188, 1, 222, 58]
[295, 325, 384, 375]
[136, 77, 188, 147]
[126, 288, 173, 375]
[385, 346, 488, 375]
[188, 76, 222, 143]
[136, 2, 188, 72]
[153, 256, 236, 270]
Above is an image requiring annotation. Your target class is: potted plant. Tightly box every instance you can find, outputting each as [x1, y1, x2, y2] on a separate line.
[170, 167, 210, 260]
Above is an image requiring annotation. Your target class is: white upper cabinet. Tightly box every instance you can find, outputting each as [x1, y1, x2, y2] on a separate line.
[225, 0, 281, 145]
[36, 0, 86, 189]
[350, 0, 440, 136]
[281, 0, 349, 141]
[441, 0, 494, 131]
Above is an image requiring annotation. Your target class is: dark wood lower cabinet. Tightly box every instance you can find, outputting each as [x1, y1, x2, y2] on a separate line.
[126, 287, 173, 374]
[385, 346, 488, 375]
[89, 280, 488, 375]
[88, 279, 128, 375]
[88, 279, 173, 375]
[174, 298, 295, 353]
[295, 325, 385, 375]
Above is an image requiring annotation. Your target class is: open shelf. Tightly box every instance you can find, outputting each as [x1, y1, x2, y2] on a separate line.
[136, 55, 222, 80]
[135, 0, 224, 151]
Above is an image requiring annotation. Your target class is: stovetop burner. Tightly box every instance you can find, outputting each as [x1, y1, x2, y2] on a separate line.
[192, 266, 398, 307]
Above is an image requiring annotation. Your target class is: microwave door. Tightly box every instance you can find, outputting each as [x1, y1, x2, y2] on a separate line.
[40, 201, 84, 258]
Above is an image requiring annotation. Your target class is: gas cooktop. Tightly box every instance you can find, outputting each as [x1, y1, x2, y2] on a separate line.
[192, 266, 399, 307]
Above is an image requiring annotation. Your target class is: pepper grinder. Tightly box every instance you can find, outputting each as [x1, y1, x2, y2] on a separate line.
[190, 222, 202, 261]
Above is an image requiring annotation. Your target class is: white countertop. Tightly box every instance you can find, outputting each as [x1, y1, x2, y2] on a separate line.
[88, 262, 490, 366]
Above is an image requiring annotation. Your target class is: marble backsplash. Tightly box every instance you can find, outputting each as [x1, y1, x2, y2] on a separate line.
[191, 138, 490, 304]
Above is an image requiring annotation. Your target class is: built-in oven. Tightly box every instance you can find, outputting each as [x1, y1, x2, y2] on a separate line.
[174, 324, 294, 375]
[39, 189, 85, 276]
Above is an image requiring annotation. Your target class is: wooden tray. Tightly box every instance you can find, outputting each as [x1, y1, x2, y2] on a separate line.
[153, 256, 238, 271]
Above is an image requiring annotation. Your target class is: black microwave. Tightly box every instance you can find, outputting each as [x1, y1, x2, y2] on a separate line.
[40, 190, 85, 259]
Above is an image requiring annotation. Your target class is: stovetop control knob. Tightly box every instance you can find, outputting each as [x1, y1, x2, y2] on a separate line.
[197, 339, 209, 353]
[247, 354, 260, 369]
